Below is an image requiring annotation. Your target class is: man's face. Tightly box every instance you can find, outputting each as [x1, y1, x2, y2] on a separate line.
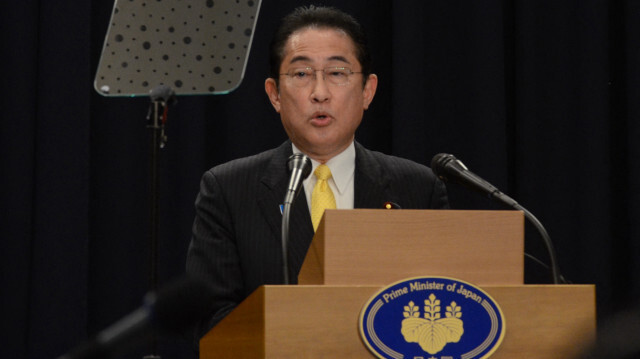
[265, 27, 377, 162]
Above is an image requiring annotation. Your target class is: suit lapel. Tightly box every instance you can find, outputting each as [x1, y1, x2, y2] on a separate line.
[354, 142, 397, 209]
[256, 142, 290, 242]
[256, 142, 314, 281]
[287, 192, 314, 277]
[256, 141, 396, 281]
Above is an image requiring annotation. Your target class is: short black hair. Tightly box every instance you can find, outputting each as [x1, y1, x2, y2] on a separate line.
[268, 5, 372, 86]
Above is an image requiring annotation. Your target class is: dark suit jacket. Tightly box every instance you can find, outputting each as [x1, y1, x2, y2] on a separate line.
[186, 141, 448, 340]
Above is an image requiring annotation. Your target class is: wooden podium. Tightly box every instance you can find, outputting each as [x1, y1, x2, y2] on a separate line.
[200, 210, 596, 358]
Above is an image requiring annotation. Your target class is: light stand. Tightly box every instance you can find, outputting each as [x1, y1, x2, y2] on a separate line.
[144, 85, 174, 358]
[93, 0, 263, 357]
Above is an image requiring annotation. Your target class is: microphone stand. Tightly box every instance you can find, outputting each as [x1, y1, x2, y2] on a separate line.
[281, 203, 293, 285]
[487, 192, 561, 284]
[476, 190, 561, 285]
[144, 86, 173, 359]
[281, 154, 312, 284]
[432, 154, 563, 285]
[511, 202, 561, 284]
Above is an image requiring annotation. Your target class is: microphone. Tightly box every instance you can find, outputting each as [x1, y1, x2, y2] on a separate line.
[58, 276, 215, 359]
[430, 153, 562, 284]
[281, 153, 312, 284]
[283, 153, 312, 205]
[431, 153, 518, 207]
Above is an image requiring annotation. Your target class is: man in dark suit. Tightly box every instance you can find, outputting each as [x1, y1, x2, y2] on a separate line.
[186, 5, 449, 341]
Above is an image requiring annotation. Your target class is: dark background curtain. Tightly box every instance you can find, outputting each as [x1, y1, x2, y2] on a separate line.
[2, 0, 638, 358]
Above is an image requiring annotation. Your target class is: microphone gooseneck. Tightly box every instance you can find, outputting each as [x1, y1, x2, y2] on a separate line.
[431, 153, 562, 284]
[281, 153, 312, 284]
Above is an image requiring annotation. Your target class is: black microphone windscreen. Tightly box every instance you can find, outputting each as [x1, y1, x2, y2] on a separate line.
[430, 153, 456, 180]
[151, 276, 215, 334]
[430, 154, 442, 172]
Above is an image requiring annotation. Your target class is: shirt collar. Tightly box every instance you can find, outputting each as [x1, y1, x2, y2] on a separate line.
[291, 142, 356, 195]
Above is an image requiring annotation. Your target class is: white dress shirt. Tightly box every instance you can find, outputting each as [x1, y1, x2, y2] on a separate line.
[292, 142, 356, 213]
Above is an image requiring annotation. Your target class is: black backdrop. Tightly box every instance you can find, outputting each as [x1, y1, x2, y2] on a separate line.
[2, 0, 639, 358]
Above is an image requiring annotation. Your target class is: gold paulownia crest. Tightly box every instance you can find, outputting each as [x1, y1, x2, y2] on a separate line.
[401, 293, 464, 354]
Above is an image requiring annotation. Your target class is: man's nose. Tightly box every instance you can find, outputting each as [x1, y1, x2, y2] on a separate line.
[310, 71, 331, 102]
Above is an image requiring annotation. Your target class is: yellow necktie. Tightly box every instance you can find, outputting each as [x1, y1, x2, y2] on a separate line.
[311, 164, 336, 231]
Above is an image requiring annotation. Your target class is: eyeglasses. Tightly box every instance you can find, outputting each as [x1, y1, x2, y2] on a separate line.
[279, 67, 362, 87]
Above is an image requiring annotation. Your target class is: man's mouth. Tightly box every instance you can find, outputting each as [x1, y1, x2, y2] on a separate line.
[311, 111, 332, 121]
[310, 113, 332, 126]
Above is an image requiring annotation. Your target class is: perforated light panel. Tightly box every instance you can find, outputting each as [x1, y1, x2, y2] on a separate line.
[94, 0, 261, 96]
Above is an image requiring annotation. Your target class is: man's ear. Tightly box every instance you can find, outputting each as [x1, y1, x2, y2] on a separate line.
[362, 74, 378, 110]
[265, 78, 281, 113]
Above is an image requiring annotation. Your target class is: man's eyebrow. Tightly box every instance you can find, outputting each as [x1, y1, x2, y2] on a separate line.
[289, 55, 312, 64]
[288, 55, 352, 65]
[327, 55, 351, 64]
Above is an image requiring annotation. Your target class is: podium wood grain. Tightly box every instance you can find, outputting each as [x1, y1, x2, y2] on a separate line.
[200, 210, 594, 358]
[200, 285, 596, 358]
[299, 209, 525, 286]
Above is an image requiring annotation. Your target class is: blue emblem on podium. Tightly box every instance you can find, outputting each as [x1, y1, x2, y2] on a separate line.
[359, 277, 505, 359]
